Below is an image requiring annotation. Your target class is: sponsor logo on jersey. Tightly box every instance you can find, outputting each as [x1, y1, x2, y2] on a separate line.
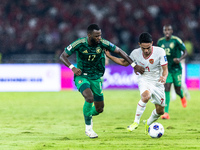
[67, 45, 72, 51]
[149, 59, 154, 64]
[96, 47, 101, 54]
[138, 61, 145, 65]
[170, 42, 175, 49]
[78, 80, 83, 84]
[82, 50, 88, 53]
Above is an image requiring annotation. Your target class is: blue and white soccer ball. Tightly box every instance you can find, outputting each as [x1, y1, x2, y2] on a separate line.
[148, 122, 164, 138]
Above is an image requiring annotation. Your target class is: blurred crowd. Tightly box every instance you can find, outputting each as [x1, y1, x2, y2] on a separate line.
[0, 0, 200, 63]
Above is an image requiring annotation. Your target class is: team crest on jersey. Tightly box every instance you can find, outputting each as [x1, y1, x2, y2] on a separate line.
[96, 47, 101, 54]
[78, 80, 83, 84]
[170, 43, 175, 49]
[149, 59, 154, 64]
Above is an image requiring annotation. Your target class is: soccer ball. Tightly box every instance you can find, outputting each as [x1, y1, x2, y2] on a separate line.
[148, 122, 164, 138]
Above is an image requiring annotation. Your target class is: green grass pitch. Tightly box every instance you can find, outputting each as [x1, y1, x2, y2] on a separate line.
[0, 90, 199, 150]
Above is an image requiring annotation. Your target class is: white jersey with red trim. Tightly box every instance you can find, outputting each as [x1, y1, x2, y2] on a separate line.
[129, 46, 168, 83]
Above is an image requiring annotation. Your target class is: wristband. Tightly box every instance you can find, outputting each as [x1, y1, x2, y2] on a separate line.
[131, 62, 136, 68]
[69, 64, 75, 70]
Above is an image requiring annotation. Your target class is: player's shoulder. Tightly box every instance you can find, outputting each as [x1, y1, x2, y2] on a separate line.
[171, 35, 183, 43]
[100, 38, 112, 46]
[157, 37, 165, 42]
[129, 47, 141, 57]
[71, 37, 87, 48]
[153, 46, 165, 54]
[131, 47, 140, 54]
[153, 46, 164, 50]
[100, 38, 116, 50]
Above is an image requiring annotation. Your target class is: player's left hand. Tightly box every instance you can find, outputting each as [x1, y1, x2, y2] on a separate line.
[158, 76, 166, 84]
[173, 58, 180, 64]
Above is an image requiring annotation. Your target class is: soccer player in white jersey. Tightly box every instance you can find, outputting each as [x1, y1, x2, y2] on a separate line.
[105, 32, 168, 134]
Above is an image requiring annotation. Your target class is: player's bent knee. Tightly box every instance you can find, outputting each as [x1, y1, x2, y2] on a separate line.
[85, 96, 94, 103]
[142, 96, 151, 103]
[157, 109, 164, 115]
[96, 107, 103, 113]
[160, 111, 164, 115]
[141, 91, 151, 102]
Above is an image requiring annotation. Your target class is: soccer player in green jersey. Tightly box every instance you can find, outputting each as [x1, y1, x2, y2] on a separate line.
[157, 24, 188, 119]
[60, 24, 145, 138]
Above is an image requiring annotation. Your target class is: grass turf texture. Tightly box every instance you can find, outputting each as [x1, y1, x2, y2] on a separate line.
[0, 90, 199, 150]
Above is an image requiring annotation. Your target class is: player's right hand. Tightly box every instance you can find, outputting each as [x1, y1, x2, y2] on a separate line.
[158, 76, 166, 84]
[134, 65, 145, 75]
[173, 58, 180, 64]
[72, 67, 82, 76]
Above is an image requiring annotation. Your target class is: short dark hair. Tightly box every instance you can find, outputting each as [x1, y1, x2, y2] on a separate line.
[87, 24, 100, 33]
[139, 32, 152, 43]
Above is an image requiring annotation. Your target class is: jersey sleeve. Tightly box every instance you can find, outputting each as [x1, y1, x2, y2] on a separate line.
[159, 48, 168, 66]
[101, 39, 116, 52]
[176, 37, 186, 51]
[64, 44, 74, 56]
[129, 50, 136, 62]
[64, 38, 83, 55]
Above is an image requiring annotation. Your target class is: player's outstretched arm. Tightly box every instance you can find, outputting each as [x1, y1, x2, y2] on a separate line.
[60, 51, 82, 76]
[104, 49, 128, 66]
[112, 47, 145, 74]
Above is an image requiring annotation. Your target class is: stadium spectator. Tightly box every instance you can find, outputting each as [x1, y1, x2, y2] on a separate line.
[0, 0, 200, 63]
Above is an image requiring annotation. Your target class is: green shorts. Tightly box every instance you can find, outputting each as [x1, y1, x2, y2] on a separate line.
[74, 76, 104, 101]
[166, 70, 182, 86]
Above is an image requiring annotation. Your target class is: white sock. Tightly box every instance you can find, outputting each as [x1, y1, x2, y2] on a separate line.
[182, 84, 191, 100]
[171, 84, 176, 101]
[147, 109, 160, 125]
[86, 125, 92, 131]
[134, 100, 147, 124]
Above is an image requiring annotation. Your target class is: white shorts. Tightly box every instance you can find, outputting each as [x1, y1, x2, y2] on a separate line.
[138, 80, 165, 107]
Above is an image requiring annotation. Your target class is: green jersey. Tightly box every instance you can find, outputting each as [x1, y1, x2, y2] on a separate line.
[157, 35, 186, 73]
[65, 37, 116, 79]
